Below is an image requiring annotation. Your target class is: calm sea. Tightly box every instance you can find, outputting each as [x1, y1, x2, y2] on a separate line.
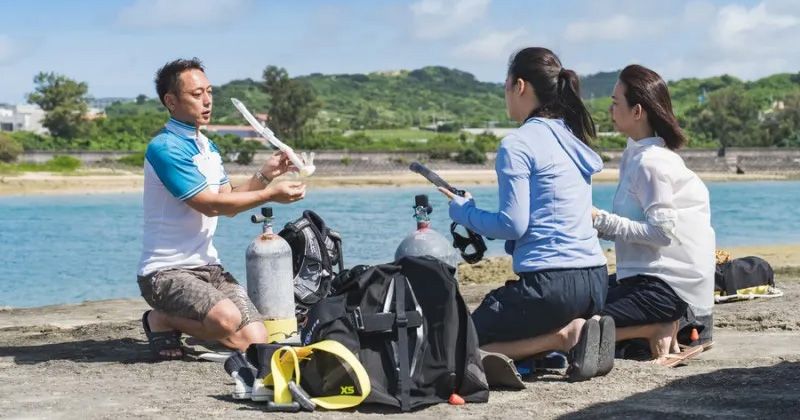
[1, 181, 799, 308]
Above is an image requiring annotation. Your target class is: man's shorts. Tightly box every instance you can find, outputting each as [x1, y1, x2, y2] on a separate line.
[471, 265, 608, 346]
[600, 274, 688, 328]
[137, 264, 260, 330]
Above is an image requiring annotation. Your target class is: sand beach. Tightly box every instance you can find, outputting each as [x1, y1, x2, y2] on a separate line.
[1, 244, 799, 418]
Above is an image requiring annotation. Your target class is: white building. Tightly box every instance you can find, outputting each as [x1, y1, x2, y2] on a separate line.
[0, 104, 48, 134]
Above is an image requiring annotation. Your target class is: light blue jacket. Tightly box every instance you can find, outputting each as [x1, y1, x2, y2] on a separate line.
[449, 117, 607, 273]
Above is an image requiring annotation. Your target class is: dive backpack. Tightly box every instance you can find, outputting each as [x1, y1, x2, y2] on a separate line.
[278, 210, 344, 317]
[299, 256, 489, 411]
[714, 256, 781, 302]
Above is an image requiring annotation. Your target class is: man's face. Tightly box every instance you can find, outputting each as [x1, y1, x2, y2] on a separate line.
[168, 69, 213, 126]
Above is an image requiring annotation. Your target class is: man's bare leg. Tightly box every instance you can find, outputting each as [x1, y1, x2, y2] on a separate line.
[147, 299, 267, 356]
[480, 318, 587, 361]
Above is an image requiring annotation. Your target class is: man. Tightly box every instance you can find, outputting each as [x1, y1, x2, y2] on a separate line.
[138, 58, 305, 359]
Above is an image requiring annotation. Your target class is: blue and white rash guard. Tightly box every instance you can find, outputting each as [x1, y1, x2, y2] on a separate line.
[138, 117, 229, 276]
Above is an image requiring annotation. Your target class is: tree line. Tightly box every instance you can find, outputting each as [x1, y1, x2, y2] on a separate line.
[2, 66, 800, 167]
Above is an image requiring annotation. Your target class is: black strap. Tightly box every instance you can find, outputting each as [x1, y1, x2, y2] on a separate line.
[450, 222, 487, 264]
[721, 263, 738, 296]
[283, 218, 310, 233]
[349, 309, 423, 333]
[303, 216, 333, 276]
[329, 230, 345, 272]
[394, 274, 411, 411]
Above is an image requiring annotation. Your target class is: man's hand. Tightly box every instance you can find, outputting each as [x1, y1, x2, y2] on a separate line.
[266, 181, 306, 203]
[591, 207, 599, 222]
[259, 151, 297, 181]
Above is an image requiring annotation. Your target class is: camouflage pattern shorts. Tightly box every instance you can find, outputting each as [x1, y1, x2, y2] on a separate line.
[137, 264, 260, 330]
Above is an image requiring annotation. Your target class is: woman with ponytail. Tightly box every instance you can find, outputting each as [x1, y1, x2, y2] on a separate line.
[439, 47, 613, 382]
[593, 65, 715, 365]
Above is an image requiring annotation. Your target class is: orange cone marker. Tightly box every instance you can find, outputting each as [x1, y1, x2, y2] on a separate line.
[449, 393, 465, 405]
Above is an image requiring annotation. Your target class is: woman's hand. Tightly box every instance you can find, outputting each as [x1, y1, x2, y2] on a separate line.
[591, 207, 599, 222]
[437, 187, 472, 202]
[259, 151, 297, 181]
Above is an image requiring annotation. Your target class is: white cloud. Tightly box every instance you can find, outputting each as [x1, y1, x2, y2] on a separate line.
[666, 1, 800, 79]
[116, 0, 251, 29]
[410, 0, 491, 40]
[711, 2, 800, 53]
[453, 28, 528, 61]
[558, 1, 800, 81]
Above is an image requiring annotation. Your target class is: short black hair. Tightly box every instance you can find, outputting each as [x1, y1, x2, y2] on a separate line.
[155, 58, 205, 106]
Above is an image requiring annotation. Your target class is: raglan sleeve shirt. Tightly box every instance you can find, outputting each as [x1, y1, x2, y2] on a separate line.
[145, 139, 208, 201]
[449, 135, 531, 241]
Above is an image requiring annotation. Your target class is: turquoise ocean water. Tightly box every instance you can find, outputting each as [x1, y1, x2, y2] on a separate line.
[1, 181, 799, 308]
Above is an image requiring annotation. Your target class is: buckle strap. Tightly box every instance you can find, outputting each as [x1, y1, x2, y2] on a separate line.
[394, 274, 411, 411]
[348, 308, 422, 333]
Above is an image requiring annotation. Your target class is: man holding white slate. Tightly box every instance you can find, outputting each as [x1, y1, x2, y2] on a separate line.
[137, 57, 307, 360]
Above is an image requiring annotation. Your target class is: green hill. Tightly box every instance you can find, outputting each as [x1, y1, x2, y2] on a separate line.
[91, 66, 800, 151]
[580, 70, 619, 100]
[208, 66, 623, 129]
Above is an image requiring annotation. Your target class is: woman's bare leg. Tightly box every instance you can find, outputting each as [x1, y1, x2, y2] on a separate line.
[480, 318, 586, 361]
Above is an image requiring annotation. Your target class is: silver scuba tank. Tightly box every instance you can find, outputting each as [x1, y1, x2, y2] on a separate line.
[394, 194, 460, 271]
[245, 207, 298, 344]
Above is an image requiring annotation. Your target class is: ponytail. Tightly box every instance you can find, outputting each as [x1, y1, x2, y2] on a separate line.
[555, 68, 596, 143]
[510, 47, 596, 145]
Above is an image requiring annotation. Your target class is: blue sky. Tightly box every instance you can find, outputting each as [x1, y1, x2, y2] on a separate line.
[1, 0, 798, 103]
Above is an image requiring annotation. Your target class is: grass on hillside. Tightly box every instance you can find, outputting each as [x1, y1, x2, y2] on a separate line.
[0, 156, 82, 174]
[358, 128, 435, 141]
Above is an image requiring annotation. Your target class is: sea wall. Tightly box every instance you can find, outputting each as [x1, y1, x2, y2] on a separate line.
[17, 148, 800, 175]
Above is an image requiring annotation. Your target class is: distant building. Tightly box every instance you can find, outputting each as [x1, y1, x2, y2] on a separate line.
[205, 112, 269, 145]
[0, 104, 47, 134]
[85, 107, 106, 120]
[759, 100, 786, 122]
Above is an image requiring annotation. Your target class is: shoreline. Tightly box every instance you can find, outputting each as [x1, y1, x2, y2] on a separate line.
[0, 168, 796, 197]
[2, 243, 798, 314]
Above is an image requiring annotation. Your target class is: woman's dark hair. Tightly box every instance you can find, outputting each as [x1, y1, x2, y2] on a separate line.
[155, 58, 205, 106]
[507, 47, 595, 145]
[618, 64, 687, 150]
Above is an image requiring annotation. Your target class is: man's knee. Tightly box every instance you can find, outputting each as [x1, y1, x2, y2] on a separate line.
[237, 321, 268, 344]
[204, 300, 243, 337]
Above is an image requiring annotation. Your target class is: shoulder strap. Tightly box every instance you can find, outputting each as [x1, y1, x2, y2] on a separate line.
[394, 273, 412, 411]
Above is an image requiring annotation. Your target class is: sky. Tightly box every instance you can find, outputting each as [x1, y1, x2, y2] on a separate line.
[1, 0, 799, 103]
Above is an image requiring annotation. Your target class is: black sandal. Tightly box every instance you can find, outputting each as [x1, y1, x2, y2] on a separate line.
[566, 318, 599, 382]
[142, 310, 185, 360]
[596, 316, 616, 376]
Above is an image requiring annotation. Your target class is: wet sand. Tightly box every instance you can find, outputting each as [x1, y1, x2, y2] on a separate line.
[1, 245, 799, 418]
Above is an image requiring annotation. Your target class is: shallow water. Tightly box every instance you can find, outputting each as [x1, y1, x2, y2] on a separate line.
[1, 181, 799, 307]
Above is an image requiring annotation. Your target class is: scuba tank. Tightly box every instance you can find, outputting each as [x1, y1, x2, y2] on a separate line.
[394, 194, 461, 270]
[246, 207, 299, 344]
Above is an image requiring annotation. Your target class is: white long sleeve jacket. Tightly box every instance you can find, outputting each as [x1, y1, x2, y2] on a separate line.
[594, 137, 716, 314]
